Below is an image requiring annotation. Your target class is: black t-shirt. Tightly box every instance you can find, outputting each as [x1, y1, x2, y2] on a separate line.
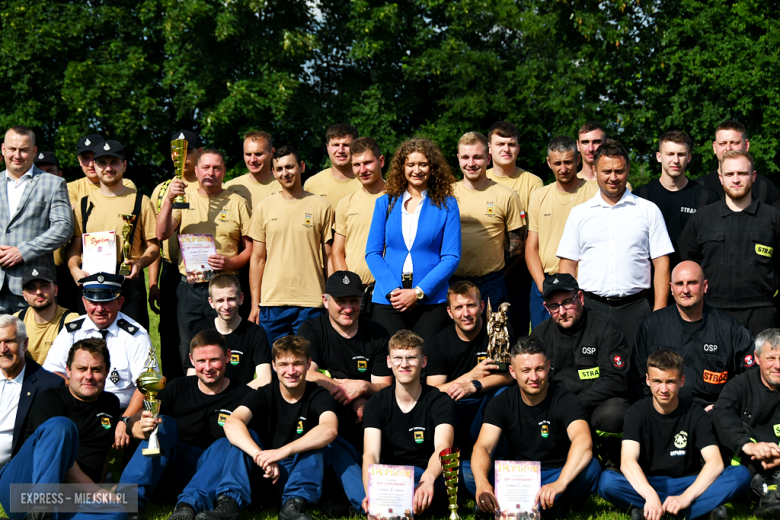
[189, 319, 271, 384]
[157, 376, 253, 449]
[241, 381, 336, 450]
[483, 383, 587, 468]
[427, 323, 501, 380]
[635, 179, 719, 266]
[623, 397, 717, 478]
[363, 383, 456, 468]
[26, 386, 120, 483]
[682, 319, 703, 332]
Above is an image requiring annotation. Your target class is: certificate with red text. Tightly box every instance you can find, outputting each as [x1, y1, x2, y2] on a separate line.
[494, 461, 541, 520]
[82, 231, 117, 275]
[367, 464, 415, 520]
[179, 234, 217, 283]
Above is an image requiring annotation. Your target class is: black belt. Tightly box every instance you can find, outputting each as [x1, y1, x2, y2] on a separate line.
[584, 290, 646, 306]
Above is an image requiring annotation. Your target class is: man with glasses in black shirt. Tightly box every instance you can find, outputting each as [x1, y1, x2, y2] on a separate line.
[598, 349, 751, 520]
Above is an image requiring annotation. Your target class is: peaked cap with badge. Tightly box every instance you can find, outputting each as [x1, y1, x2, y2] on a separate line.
[92, 140, 125, 160]
[33, 151, 60, 168]
[542, 273, 580, 298]
[325, 270, 363, 298]
[79, 272, 124, 302]
[77, 134, 105, 155]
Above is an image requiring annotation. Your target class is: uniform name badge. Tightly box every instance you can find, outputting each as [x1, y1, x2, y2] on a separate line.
[494, 460, 541, 520]
[82, 231, 117, 275]
[366, 464, 415, 519]
[178, 233, 217, 284]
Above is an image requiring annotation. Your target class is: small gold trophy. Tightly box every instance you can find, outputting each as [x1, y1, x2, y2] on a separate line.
[171, 137, 189, 209]
[136, 345, 166, 456]
[487, 299, 512, 371]
[117, 214, 137, 276]
[439, 447, 460, 520]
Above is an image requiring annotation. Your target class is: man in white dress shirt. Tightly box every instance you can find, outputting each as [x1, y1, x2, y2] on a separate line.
[557, 139, 674, 347]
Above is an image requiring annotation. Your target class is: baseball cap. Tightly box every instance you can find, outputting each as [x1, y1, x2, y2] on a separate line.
[542, 273, 580, 299]
[325, 271, 364, 298]
[92, 140, 126, 160]
[34, 151, 60, 168]
[170, 130, 202, 150]
[22, 266, 56, 289]
[77, 134, 105, 155]
[79, 272, 124, 302]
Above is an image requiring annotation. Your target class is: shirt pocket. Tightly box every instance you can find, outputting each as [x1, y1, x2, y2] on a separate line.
[574, 345, 600, 382]
[749, 231, 775, 266]
[697, 230, 725, 265]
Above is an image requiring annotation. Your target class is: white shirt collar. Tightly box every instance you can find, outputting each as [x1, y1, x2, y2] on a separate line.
[403, 189, 428, 202]
[5, 167, 33, 183]
[1, 364, 25, 385]
[84, 314, 121, 338]
[590, 187, 636, 208]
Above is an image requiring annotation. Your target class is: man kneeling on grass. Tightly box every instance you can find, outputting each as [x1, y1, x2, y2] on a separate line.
[598, 349, 751, 520]
[166, 335, 338, 520]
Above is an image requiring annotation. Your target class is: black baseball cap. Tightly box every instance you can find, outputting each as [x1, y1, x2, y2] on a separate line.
[92, 140, 125, 160]
[170, 130, 202, 150]
[34, 151, 60, 168]
[79, 272, 124, 302]
[22, 266, 56, 289]
[77, 134, 105, 155]
[325, 271, 364, 298]
[542, 273, 580, 298]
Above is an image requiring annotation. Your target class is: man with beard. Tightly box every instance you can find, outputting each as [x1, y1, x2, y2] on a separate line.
[14, 266, 79, 364]
[303, 124, 361, 210]
[451, 131, 525, 308]
[67, 140, 159, 329]
[712, 329, 780, 517]
[632, 261, 754, 409]
[679, 150, 780, 336]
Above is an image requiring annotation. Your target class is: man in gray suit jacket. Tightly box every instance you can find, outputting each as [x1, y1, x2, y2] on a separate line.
[0, 126, 73, 313]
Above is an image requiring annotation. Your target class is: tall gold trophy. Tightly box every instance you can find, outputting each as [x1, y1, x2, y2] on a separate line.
[171, 137, 189, 209]
[439, 447, 460, 520]
[136, 345, 166, 456]
[117, 214, 137, 276]
[487, 299, 512, 371]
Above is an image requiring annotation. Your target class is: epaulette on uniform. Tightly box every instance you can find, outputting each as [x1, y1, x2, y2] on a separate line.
[66, 318, 86, 332]
[116, 319, 139, 336]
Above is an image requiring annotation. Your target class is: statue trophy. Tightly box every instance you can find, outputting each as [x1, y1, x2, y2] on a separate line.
[171, 137, 190, 209]
[439, 447, 460, 520]
[117, 214, 137, 276]
[486, 299, 512, 371]
[136, 345, 166, 456]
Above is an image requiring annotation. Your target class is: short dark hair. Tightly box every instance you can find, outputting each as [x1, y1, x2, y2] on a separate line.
[547, 135, 578, 155]
[578, 121, 605, 138]
[325, 124, 359, 144]
[350, 136, 381, 160]
[594, 139, 630, 167]
[67, 338, 110, 371]
[272, 335, 310, 361]
[715, 120, 746, 138]
[208, 273, 241, 298]
[198, 148, 226, 166]
[447, 280, 481, 307]
[647, 349, 684, 374]
[7, 125, 36, 146]
[487, 121, 518, 142]
[273, 145, 302, 164]
[244, 131, 273, 150]
[510, 336, 547, 358]
[388, 329, 425, 355]
[190, 329, 228, 355]
[658, 130, 692, 151]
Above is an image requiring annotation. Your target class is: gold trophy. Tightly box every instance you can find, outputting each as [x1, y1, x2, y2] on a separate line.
[487, 299, 512, 371]
[136, 345, 166, 456]
[171, 137, 189, 209]
[439, 447, 460, 520]
[117, 214, 137, 276]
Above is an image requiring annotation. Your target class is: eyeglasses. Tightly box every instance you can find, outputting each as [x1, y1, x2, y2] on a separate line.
[545, 297, 578, 312]
[391, 356, 420, 366]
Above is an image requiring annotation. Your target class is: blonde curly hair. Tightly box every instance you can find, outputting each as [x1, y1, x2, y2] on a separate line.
[386, 138, 456, 210]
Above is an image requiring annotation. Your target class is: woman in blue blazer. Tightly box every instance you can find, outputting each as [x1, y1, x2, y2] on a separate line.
[365, 138, 461, 346]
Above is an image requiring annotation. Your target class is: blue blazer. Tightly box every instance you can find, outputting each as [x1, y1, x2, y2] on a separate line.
[366, 193, 461, 305]
[12, 358, 64, 457]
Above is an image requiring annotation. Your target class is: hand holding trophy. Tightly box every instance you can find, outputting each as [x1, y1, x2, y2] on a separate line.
[171, 135, 190, 209]
[136, 345, 166, 456]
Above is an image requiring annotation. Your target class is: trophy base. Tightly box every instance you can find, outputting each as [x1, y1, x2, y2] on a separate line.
[118, 265, 132, 276]
[493, 362, 510, 371]
[142, 447, 164, 457]
[172, 202, 190, 210]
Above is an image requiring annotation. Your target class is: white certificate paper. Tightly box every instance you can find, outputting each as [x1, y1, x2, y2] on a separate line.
[494, 460, 541, 520]
[178, 234, 217, 283]
[82, 231, 117, 275]
[367, 464, 415, 520]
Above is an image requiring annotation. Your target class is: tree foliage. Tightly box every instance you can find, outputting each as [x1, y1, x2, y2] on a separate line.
[1, 0, 779, 191]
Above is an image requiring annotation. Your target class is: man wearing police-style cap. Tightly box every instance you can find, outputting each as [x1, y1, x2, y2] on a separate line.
[33, 151, 62, 177]
[530, 272, 631, 465]
[43, 272, 151, 448]
[67, 133, 137, 208]
[148, 129, 204, 380]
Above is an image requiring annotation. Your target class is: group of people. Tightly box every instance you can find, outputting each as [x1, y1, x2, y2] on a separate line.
[1, 118, 780, 520]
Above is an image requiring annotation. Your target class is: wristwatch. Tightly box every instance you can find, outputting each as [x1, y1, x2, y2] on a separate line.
[120, 416, 130, 426]
[414, 287, 425, 300]
[471, 380, 483, 393]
